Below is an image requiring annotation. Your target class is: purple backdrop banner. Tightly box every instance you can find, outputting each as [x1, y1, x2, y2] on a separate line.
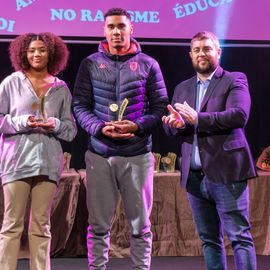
[0, 0, 269, 42]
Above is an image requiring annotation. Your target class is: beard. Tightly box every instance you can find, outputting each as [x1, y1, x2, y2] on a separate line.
[193, 60, 217, 75]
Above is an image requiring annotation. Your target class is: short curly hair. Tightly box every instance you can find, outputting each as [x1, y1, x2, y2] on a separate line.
[9, 32, 69, 76]
[104, 8, 131, 21]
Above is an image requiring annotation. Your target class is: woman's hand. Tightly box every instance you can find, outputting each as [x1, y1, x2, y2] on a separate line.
[37, 117, 56, 132]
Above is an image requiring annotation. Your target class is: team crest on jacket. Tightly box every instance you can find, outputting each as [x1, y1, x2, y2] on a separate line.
[129, 62, 138, 71]
[99, 63, 106, 69]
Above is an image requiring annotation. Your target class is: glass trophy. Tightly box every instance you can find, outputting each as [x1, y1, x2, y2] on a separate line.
[31, 95, 47, 123]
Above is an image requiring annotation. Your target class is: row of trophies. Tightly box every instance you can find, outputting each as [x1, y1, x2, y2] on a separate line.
[153, 152, 177, 173]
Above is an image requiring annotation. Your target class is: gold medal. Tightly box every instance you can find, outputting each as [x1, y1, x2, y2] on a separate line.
[109, 103, 118, 112]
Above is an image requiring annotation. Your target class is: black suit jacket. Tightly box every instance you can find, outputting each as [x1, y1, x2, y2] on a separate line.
[165, 66, 257, 188]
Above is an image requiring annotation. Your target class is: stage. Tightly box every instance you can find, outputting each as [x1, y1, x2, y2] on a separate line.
[17, 256, 270, 270]
[1, 169, 270, 258]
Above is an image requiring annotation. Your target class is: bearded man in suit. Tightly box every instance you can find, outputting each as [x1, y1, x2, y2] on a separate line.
[162, 31, 257, 270]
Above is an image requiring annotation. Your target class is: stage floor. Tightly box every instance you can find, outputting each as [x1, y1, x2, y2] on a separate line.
[17, 256, 269, 270]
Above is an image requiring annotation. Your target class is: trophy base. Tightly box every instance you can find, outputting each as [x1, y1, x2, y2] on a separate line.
[35, 118, 47, 123]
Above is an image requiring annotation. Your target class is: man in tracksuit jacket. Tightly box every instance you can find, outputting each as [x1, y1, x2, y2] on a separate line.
[72, 7, 168, 270]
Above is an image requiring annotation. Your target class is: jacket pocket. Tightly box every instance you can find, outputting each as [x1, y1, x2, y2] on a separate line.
[223, 139, 246, 150]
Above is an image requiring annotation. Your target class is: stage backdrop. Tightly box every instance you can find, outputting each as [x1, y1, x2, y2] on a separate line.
[0, 0, 270, 45]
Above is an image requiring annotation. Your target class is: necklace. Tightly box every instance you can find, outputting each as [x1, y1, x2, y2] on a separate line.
[25, 72, 55, 98]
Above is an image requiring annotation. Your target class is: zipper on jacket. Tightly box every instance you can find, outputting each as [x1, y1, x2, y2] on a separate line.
[115, 55, 121, 121]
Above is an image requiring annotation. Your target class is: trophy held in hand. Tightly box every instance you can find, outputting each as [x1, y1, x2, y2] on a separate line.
[31, 95, 47, 123]
[109, 98, 129, 122]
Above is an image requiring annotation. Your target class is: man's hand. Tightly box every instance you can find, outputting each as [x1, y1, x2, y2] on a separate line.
[102, 120, 137, 139]
[175, 101, 198, 125]
[106, 120, 138, 134]
[162, 104, 185, 128]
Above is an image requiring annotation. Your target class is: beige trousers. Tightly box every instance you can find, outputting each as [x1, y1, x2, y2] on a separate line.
[0, 176, 57, 270]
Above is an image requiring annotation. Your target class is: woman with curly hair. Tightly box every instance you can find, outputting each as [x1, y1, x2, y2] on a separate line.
[0, 32, 77, 270]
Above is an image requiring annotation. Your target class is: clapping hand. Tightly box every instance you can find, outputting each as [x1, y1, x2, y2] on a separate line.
[162, 104, 185, 128]
[174, 101, 198, 125]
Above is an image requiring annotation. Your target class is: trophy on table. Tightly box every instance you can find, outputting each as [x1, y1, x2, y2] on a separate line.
[63, 152, 72, 172]
[153, 152, 161, 173]
[161, 152, 177, 173]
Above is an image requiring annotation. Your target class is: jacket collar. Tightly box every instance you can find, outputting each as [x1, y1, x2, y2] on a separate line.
[99, 37, 141, 60]
[199, 66, 224, 111]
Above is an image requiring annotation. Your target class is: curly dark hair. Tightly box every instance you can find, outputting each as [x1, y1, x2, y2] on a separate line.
[9, 32, 69, 76]
[104, 8, 131, 20]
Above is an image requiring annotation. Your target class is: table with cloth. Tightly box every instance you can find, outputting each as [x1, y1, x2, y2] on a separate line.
[65, 169, 270, 257]
[1, 169, 270, 257]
